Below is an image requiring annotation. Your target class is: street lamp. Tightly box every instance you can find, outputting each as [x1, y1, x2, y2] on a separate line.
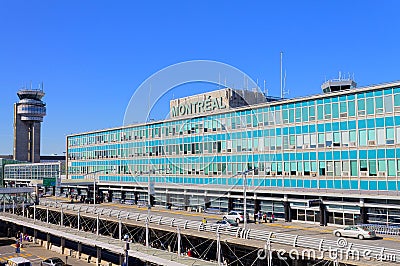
[234, 168, 257, 230]
[83, 168, 115, 205]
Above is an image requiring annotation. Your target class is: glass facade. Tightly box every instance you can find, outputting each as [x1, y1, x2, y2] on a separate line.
[4, 162, 61, 185]
[67, 82, 400, 225]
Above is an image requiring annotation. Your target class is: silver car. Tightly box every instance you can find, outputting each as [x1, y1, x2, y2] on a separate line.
[333, 226, 376, 240]
[41, 257, 65, 266]
[223, 211, 249, 224]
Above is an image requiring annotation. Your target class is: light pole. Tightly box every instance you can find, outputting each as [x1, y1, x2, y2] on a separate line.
[83, 168, 115, 205]
[143, 167, 165, 247]
[236, 168, 257, 230]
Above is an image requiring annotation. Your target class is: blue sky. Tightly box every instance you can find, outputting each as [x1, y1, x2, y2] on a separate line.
[0, 1, 399, 155]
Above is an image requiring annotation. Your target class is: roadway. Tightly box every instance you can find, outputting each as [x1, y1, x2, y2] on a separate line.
[0, 237, 91, 266]
[91, 200, 400, 250]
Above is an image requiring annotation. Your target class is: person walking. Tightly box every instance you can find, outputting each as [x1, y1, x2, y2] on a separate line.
[202, 217, 207, 224]
[257, 211, 262, 224]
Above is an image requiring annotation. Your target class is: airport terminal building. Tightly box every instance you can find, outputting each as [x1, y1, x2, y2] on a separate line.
[66, 80, 400, 226]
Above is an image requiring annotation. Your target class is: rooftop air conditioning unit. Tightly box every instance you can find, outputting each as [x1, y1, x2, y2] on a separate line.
[311, 172, 317, 177]
[341, 171, 350, 177]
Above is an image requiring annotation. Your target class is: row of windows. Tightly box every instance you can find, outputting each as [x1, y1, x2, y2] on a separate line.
[4, 164, 60, 180]
[69, 158, 400, 178]
[68, 87, 400, 147]
[73, 174, 400, 191]
[68, 125, 400, 160]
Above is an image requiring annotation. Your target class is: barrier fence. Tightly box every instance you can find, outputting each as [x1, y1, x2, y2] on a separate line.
[30, 201, 400, 264]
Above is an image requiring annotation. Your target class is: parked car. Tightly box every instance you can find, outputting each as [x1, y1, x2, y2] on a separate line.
[222, 211, 249, 224]
[7, 257, 32, 266]
[216, 219, 238, 227]
[333, 226, 376, 240]
[40, 257, 65, 266]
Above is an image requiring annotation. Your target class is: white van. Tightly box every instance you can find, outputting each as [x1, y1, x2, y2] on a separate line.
[6, 257, 32, 266]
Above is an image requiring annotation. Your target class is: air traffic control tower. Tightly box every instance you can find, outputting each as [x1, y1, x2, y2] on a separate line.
[13, 87, 46, 163]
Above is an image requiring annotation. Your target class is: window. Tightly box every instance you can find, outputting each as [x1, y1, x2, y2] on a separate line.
[358, 98, 366, 116]
[386, 127, 395, 144]
[366, 98, 374, 115]
[359, 130, 367, 146]
[348, 100, 356, 117]
[384, 95, 393, 113]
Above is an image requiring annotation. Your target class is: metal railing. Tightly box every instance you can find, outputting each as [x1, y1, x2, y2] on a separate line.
[39, 201, 400, 263]
[359, 224, 400, 236]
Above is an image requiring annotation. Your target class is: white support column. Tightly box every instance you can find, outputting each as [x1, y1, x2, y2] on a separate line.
[217, 231, 221, 266]
[12, 199, 15, 214]
[96, 214, 99, 235]
[119, 218, 122, 240]
[22, 201, 25, 217]
[177, 226, 181, 257]
[145, 216, 149, 247]
[77, 210, 80, 231]
[33, 203, 36, 222]
[46, 207, 49, 223]
[60, 207, 64, 226]
[3, 199, 5, 213]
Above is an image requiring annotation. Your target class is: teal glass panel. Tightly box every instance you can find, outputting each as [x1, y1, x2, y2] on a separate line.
[388, 181, 396, 191]
[341, 151, 349, 159]
[376, 118, 384, 127]
[311, 180, 317, 188]
[378, 181, 387, 190]
[360, 181, 368, 190]
[367, 119, 375, 128]
[277, 179, 282, 187]
[377, 149, 385, 158]
[358, 120, 366, 129]
[369, 181, 377, 190]
[340, 122, 347, 130]
[386, 149, 395, 158]
[368, 150, 376, 158]
[348, 121, 356, 130]
[319, 180, 326, 188]
[350, 180, 358, 189]
[334, 180, 341, 189]
[342, 180, 350, 189]
[327, 180, 333, 188]
[290, 179, 296, 187]
[332, 122, 339, 131]
[386, 117, 394, 126]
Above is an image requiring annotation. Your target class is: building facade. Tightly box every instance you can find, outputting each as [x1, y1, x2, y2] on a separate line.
[4, 162, 61, 187]
[13, 87, 46, 163]
[67, 81, 400, 226]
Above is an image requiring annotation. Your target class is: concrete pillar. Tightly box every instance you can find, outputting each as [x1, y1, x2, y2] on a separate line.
[283, 195, 291, 222]
[12, 199, 15, 214]
[360, 199, 368, 224]
[96, 246, 101, 266]
[33, 204, 36, 222]
[61, 237, 65, 254]
[227, 193, 233, 212]
[254, 193, 260, 214]
[78, 242, 82, 258]
[119, 254, 124, 266]
[46, 233, 51, 250]
[33, 229, 37, 244]
[46, 207, 49, 224]
[319, 201, 327, 226]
